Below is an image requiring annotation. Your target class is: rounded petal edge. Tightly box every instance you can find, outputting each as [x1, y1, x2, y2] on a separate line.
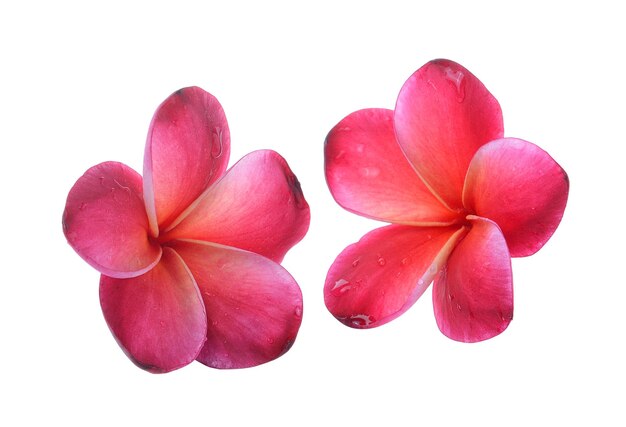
[325, 108, 459, 225]
[165, 150, 310, 263]
[171, 240, 303, 369]
[100, 247, 207, 373]
[433, 216, 513, 342]
[63, 161, 162, 278]
[463, 138, 569, 257]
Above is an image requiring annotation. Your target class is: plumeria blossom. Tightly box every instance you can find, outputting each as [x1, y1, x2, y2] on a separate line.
[63, 87, 310, 372]
[324, 59, 568, 342]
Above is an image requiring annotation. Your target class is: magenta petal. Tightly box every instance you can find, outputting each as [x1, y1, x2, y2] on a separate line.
[433, 216, 513, 342]
[394, 59, 503, 209]
[463, 138, 569, 257]
[99, 248, 207, 373]
[171, 240, 303, 369]
[143, 87, 231, 235]
[63, 162, 162, 278]
[165, 150, 310, 263]
[325, 224, 466, 328]
[325, 108, 459, 224]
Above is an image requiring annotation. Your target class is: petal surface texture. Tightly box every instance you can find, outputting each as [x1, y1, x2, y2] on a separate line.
[325, 108, 458, 225]
[99, 248, 207, 373]
[463, 138, 570, 257]
[394, 59, 503, 209]
[171, 240, 303, 369]
[324, 225, 466, 328]
[62, 162, 161, 278]
[165, 150, 310, 263]
[433, 217, 513, 342]
[143, 86, 231, 235]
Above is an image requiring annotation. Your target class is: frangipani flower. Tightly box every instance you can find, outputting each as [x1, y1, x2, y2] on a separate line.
[63, 87, 310, 372]
[324, 59, 568, 342]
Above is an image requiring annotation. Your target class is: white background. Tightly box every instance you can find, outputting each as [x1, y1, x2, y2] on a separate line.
[1, 1, 623, 425]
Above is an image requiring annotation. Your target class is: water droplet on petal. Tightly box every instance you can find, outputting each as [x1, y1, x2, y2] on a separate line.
[349, 314, 376, 327]
[211, 127, 224, 158]
[377, 257, 386, 266]
[444, 67, 466, 102]
[294, 305, 303, 318]
[352, 258, 360, 268]
[267, 337, 275, 344]
[359, 166, 380, 178]
[330, 278, 355, 296]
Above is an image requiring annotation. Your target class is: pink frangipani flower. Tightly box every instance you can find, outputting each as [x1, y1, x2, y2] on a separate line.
[324, 59, 569, 342]
[63, 87, 310, 372]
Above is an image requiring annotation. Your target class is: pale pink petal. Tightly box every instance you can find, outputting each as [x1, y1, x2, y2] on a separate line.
[325, 224, 466, 328]
[170, 240, 303, 369]
[325, 108, 459, 225]
[394, 59, 503, 209]
[433, 216, 513, 342]
[164, 150, 310, 263]
[463, 138, 569, 257]
[143, 87, 231, 235]
[99, 248, 207, 373]
[62, 162, 161, 278]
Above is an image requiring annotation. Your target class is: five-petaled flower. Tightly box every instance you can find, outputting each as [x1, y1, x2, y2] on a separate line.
[324, 59, 569, 342]
[63, 87, 310, 372]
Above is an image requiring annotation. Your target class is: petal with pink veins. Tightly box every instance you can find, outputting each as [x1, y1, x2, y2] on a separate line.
[325, 108, 459, 225]
[433, 216, 513, 342]
[62, 162, 162, 278]
[325, 224, 467, 329]
[170, 240, 303, 369]
[143, 87, 231, 235]
[463, 138, 569, 257]
[99, 247, 207, 373]
[164, 150, 310, 263]
[394, 59, 503, 209]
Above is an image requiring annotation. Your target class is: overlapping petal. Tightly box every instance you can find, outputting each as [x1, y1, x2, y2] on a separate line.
[394, 59, 503, 209]
[463, 138, 569, 257]
[164, 150, 310, 263]
[325, 108, 459, 225]
[143, 86, 231, 236]
[433, 216, 513, 342]
[324, 224, 467, 328]
[99, 248, 207, 373]
[63, 162, 162, 278]
[170, 240, 303, 369]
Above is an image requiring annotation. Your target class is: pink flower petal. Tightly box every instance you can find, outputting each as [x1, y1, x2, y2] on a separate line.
[170, 240, 303, 369]
[99, 247, 207, 373]
[143, 87, 231, 236]
[164, 150, 310, 263]
[433, 216, 513, 342]
[325, 108, 459, 225]
[463, 138, 569, 257]
[324, 224, 466, 328]
[394, 59, 503, 209]
[62, 162, 162, 278]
